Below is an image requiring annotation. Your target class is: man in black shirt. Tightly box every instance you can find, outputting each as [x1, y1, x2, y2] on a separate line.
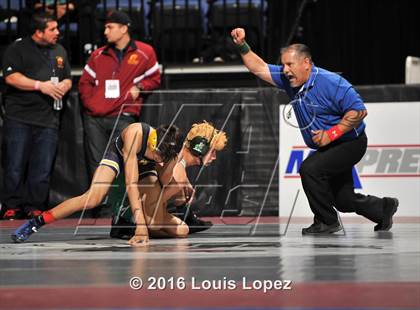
[1, 12, 72, 219]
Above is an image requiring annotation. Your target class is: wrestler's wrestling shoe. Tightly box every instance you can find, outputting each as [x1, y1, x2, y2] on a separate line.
[11, 219, 41, 243]
[109, 216, 135, 240]
[374, 197, 399, 231]
[302, 221, 342, 235]
[185, 212, 213, 234]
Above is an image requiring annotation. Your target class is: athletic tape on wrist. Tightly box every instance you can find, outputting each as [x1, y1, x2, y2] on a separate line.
[237, 42, 251, 55]
[326, 125, 343, 141]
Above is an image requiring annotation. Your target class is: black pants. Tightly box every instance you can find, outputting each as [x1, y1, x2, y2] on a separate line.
[299, 133, 385, 225]
[83, 114, 137, 180]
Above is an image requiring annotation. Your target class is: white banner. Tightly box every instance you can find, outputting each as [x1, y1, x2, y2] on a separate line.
[279, 102, 420, 219]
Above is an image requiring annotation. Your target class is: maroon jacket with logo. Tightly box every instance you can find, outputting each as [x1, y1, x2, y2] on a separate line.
[79, 40, 160, 117]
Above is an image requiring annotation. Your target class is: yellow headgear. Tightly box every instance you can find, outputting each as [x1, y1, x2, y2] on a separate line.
[147, 128, 158, 151]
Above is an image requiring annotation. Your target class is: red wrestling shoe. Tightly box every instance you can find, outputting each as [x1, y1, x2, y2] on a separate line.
[3, 209, 21, 220]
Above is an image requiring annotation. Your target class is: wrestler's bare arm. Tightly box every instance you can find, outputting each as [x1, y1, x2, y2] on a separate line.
[155, 156, 180, 186]
[121, 124, 149, 245]
[161, 163, 192, 203]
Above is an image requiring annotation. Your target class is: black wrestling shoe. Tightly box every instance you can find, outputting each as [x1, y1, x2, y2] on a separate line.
[184, 212, 213, 234]
[109, 216, 135, 240]
[302, 222, 342, 235]
[374, 197, 399, 232]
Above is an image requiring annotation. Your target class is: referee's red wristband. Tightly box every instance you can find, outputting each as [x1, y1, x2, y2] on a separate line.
[326, 125, 343, 141]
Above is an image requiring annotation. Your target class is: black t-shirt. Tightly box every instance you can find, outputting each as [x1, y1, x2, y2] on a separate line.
[2, 36, 71, 128]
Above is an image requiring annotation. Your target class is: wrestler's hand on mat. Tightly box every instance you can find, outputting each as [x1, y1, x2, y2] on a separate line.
[128, 235, 149, 247]
[311, 130, 331, 147]
[231, 28, 246, 45]
[128, 226, 149, 246]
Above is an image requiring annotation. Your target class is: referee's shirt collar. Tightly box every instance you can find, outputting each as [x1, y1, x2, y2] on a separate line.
[297, 65, 319, 94]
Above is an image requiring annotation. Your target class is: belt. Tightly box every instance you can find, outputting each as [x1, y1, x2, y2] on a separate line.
[122, 112, 136, 117]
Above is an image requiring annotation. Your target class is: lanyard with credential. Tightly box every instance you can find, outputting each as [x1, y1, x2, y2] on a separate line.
[49, 50, 57, 78]
[36, 46, 57, 77]
[105, 52, 122, 99]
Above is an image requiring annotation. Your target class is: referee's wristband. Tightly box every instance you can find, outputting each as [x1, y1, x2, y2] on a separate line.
[237, 42, 251, 55]
[326, 125, 343, 141]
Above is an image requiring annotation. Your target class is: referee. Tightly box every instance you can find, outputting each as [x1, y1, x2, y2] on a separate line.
[231, 28, 398, 235]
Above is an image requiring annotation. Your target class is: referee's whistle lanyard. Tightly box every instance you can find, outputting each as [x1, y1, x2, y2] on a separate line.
[293, 67, 319, 130]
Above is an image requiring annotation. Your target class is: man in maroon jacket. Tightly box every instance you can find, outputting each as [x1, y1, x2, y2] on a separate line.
[79, 10, 160, 180]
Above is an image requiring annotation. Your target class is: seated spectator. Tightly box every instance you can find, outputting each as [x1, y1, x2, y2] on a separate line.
[31, 0, 76, 20]
[195, 0, 266, 63]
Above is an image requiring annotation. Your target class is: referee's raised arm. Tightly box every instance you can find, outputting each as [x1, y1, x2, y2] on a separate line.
[231, 28, 275, 86]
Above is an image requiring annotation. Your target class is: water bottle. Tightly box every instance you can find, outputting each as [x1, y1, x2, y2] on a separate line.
[54, 98, 63, 111]
[50, 76, 63, 111]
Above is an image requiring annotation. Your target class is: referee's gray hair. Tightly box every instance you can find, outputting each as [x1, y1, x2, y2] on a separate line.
[281, 44, 312, 62]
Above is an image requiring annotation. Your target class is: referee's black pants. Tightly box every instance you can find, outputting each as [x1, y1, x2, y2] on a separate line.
[299, 132, 385, 225]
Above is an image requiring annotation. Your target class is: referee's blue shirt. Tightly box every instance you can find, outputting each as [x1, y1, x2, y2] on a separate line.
[269, 64, 366, 149]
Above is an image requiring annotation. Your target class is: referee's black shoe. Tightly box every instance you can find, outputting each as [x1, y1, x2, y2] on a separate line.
[302, 221, 342, 235]
[109, 216, 135, 240]
[374, 197, 399, 232]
